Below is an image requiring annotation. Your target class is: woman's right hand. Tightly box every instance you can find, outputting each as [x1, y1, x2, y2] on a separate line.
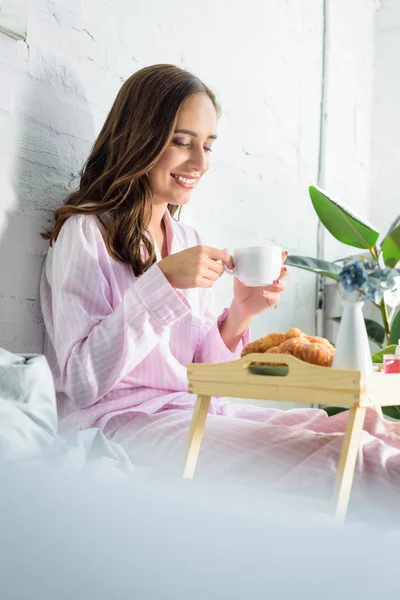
[158, 246, 233, 289]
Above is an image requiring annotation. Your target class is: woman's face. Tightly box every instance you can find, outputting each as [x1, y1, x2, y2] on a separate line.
[148, 92, 218, 207]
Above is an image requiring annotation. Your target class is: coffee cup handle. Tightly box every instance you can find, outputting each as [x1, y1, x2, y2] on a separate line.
[224, 264, 236, 277]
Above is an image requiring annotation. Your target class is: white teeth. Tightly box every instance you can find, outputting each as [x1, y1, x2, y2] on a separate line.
[172, 174, 196, 187]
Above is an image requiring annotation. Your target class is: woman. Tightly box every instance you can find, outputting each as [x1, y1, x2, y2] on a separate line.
[40, 65, 400, 506]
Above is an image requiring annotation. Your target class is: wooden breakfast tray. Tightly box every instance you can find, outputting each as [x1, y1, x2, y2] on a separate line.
[183, 353, 400, 522]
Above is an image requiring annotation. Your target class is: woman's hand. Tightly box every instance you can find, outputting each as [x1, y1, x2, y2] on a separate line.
[232, 251, 289, 318]
[218, 252, 289, 352]
[158, 246, 233, 289]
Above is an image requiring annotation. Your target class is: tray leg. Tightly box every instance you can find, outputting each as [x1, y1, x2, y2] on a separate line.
[334, 405, 366, 522]
[183, 395, 211, 479]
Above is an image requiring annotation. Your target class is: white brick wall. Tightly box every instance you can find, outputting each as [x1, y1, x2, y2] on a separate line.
[370, 0, 400, 236]
[320, 0, 377, 263]
[1, 0, 385, 357]
[0, 0, 324, 354]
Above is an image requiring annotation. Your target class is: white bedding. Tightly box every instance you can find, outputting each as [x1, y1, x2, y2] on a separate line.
[0, 348, 133, 475]
[0, 348, 399, 599]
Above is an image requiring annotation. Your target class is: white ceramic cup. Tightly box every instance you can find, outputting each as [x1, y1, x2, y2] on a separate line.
[225, 244, 282, 287]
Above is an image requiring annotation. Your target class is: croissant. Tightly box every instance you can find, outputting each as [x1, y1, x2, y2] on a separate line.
[241, 328, 335, 367]
[298, 341, 334, 367]
[266, 337, 311, 355]
[267, 339, 334, 366]
[239, 332, 286, 355]
[304, 334, 333, 348]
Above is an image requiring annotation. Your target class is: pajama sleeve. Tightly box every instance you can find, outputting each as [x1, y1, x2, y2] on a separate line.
[46, 216, 189, 408]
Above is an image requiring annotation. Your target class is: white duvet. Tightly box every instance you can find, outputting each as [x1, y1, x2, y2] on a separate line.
[0, 348, 399, 600]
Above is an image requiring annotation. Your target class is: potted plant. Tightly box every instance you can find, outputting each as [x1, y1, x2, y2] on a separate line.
[285, 185, 400, 418]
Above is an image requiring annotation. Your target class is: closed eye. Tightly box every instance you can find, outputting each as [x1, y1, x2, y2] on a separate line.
[173, 141, 190, 148]
[173, 141, 212, 153]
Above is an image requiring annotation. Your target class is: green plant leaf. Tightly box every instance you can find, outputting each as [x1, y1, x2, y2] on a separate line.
[371, 344, 397, 363]
[285, 255, 341, 280]
[389, 310, 400, 345]
[332, 253, 366, 264]
[330, 317, 385, 347]
[309, 185, 380, 249]
[332, 251, 372, 264]
[364, 319, 386, 346]
[385, 214, 400, 237]
[323, 406, 348, 417]
[383, 406, 400, 420]
[381, 224, 400, 268]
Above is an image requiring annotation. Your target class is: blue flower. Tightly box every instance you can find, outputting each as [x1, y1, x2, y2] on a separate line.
[373, 267, 397, 290]
[338, 260, 368, 292]
[363, 282, 382, 303]
[338, 258, 398, 302]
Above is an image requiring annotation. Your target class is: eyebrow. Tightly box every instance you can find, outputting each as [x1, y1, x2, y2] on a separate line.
[174, 128, 217, 140]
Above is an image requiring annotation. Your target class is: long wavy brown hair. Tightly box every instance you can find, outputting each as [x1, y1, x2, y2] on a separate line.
[42, 64, 219, 276]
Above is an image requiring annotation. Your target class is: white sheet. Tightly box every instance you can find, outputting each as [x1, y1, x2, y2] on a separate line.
[0, 348, 399, 599]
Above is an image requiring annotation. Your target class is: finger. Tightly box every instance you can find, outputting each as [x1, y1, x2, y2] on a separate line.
[205, 246, 233, 268]
[263, 280, 287, 293]
[278, 265, 290, 279]
[205, 257, 224, 276]
[200, 266, 221, 283]
[198, 277, 215, 288]
[222, 249, 235, 270]
[282, 250, 288, 263]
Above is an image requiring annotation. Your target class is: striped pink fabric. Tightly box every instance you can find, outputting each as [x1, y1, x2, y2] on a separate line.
[41, 211, 400, 507]
[40, 211, 250, 437]
[110, 405, 400, 512]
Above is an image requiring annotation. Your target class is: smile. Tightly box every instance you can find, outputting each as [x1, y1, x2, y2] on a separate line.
[171, 174, 198, 189]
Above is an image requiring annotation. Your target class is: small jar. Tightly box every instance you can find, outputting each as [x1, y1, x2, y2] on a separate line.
[383, 354, 400, 374]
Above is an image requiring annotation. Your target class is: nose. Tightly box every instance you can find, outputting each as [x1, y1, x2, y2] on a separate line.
[189, 144, 208, 173]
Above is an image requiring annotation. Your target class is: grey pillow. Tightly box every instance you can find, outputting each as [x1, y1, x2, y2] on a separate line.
[0, 349, 57, 460]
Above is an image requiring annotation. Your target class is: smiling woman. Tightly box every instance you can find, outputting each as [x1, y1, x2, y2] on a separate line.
[147, 93, 218, 257]
[151, 116, 218, 196]
[40, 63, 276, 431]
[37, 64, 400, 510]
[36, 63, 336, 493]
[41, 65, 222, 277]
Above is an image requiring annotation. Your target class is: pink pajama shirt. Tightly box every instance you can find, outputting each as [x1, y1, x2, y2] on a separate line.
[40, 210, 249, 437]
[40, 210, 400, 511]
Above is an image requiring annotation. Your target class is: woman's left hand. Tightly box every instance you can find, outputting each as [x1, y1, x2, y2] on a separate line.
[232, 251, 289, 318]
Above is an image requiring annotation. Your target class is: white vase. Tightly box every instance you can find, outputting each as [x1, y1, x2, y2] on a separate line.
[332, 298, 373, 376]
